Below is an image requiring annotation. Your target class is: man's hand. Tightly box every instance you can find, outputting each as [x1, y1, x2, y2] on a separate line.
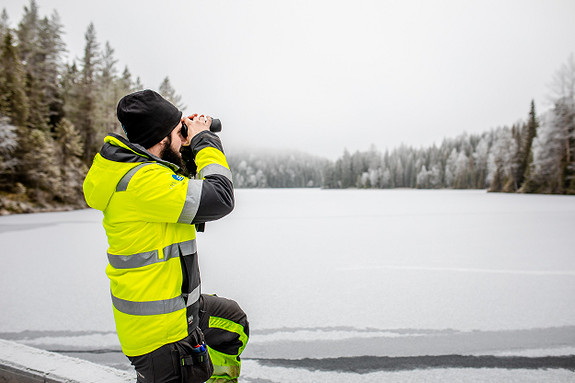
[181, 114, 211, 146]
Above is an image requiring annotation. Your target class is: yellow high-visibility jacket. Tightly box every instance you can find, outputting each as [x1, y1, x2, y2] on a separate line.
[83, 132, 233, 356]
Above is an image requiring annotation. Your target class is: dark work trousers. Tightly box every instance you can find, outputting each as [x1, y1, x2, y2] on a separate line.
[128, 294, 249, 383]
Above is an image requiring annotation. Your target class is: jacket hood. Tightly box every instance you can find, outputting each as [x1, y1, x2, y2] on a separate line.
[83, 134, 179, 211]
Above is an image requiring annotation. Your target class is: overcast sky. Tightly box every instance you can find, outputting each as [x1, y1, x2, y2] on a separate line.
[4, 0, 575, 159]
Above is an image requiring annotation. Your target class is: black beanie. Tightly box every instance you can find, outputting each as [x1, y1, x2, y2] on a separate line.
[117, 89, 183, 149]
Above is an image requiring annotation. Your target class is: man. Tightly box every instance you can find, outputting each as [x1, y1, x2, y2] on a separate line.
[83, 89, 248, 382]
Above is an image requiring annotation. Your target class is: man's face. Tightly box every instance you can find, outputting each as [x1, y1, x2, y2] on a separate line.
[159, 123, 187, 168]
[170, 122, 188, 153]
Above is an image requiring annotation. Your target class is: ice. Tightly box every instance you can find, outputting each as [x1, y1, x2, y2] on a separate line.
[240, 360, 575, 383]
[1, 189, 574, 381]
[198, 189, 575, 332]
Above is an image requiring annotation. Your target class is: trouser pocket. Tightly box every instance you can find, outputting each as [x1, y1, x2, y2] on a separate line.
[176, 327, 214, 383]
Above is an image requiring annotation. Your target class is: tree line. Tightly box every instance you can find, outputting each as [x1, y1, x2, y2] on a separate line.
[322, 57, 575, 194]
[228, 150, 327, 188]
[236, 56, 574, 195]
[0, 1, 186, 213]
[0, 1, 573, 215]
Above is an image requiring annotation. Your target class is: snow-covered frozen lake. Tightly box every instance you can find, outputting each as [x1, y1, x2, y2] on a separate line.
[1, 189, 575, 381]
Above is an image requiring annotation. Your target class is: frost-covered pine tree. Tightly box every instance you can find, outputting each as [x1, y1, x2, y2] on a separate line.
[79, 22, 101, 162]
[134, 76, 144, 92]
[17, 0, 51, 132]
[61, 62, 83, 133]
[159, 77, 185, 110]
[0, 115, 19, 188]
[16, 0, 39, 67]
[416, 165, 431, 188]
[21, 129, 60, 203]
[529, 100, 575, 194]
[523, 55, 575, 194]
[97, 41, 123, 136]
[367, 168, 380, 188]
[444, 148, 458, 188]
[380, 167, 392, 188]
[473, 136, 490, 188]
[453, 150, 469, 189]
[554, 98, 575, 193]
[55, 118, 87, 204]
[0, 9, 9, 43]
[0, 31, 29, 127]
[37, 11, 66, 128]
[118, 66, 139, 94]
[487, 127, 517, 192]
[549, 54, 575, 193]
[516, 101, 538, 189]
[526, 110, 563, 193]
[337, 149, 353, 188]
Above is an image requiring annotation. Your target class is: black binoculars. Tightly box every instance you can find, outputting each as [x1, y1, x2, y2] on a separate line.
[181, 117, 222, 139]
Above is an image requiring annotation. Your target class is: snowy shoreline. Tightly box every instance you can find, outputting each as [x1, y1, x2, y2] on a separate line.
[2, 325, 575, 375]
[1, 338, 574, 383]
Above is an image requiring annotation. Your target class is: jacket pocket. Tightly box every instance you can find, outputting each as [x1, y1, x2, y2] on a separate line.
[175, 327, 213, 383]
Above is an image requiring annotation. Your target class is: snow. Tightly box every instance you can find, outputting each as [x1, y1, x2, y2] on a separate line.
[1, 189, 575, 381]
[245, 328, 426, 343]
[489, 347, 575, 357]
[19, 333, 121, 349]
[240, 360, 575, 383]
[0, 339, 132, 382]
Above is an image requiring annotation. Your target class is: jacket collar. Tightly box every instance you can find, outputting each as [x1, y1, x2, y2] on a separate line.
[100, 133, 180, 172]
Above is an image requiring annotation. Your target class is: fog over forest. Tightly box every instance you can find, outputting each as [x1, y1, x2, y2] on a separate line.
[1, 1, 574, 215]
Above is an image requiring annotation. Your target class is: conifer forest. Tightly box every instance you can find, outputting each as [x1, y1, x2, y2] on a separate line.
[0, 1, 574, 214]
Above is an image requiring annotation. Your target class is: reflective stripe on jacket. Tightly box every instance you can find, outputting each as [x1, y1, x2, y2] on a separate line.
[83, 132, 233, 357]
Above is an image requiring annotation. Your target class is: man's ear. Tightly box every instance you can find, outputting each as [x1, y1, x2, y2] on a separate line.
[147, 136, 170, 157]
[158, 135, 172, 149]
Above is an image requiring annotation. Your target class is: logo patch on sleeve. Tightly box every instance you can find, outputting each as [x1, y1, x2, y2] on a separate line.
[172, 175, 184, 181]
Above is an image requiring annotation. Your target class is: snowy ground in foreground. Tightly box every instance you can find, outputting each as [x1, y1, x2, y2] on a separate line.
[1, 189, 575, 381]
[240, 360, 575, 383]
